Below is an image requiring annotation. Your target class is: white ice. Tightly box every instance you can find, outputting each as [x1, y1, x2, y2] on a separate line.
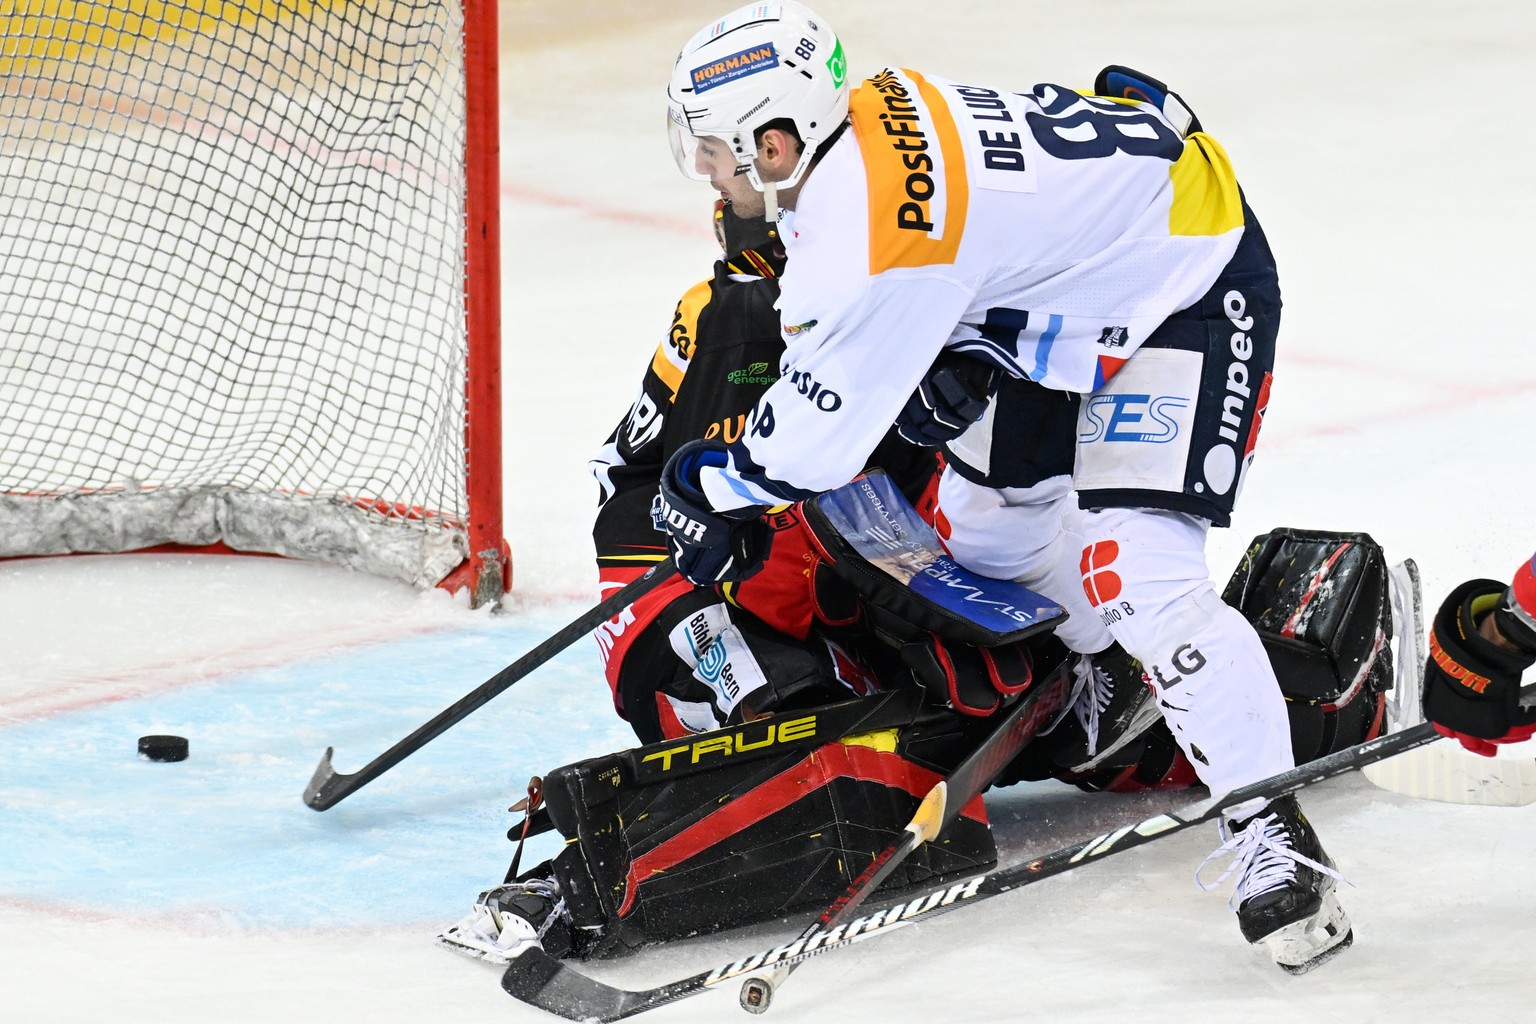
[3, 1, 1535, 1021]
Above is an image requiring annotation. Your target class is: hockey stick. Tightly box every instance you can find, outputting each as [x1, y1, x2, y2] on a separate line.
[500, 680, 1536, 1021]
[738, 657, 1076, 1013]
[303, 562, 679, 810]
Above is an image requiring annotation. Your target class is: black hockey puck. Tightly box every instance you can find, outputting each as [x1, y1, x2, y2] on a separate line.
[138, 735, 189, 762]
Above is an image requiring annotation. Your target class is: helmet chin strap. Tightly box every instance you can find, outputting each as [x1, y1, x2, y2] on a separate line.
[761, 180, 779, 224]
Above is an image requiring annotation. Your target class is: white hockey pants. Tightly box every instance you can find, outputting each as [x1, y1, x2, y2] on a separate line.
[936, 470, 1295, 795]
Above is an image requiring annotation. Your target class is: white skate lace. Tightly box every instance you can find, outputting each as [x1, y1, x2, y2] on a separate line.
[1071, 655, 1113, 756]
[1194, 811, 1348, 910]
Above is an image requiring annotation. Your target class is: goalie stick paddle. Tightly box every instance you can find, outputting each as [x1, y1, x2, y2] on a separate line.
[303, 562, 678, 811]
[739, 658, 1075, 1013]
[500, 680, 1536, 1022]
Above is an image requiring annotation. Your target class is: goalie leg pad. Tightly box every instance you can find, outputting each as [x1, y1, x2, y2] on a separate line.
[538, 690, 1000, 960]
[1220, 528, 1397, 764]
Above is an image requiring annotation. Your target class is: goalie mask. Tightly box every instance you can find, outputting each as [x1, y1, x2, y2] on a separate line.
[667, 1, 848, 211]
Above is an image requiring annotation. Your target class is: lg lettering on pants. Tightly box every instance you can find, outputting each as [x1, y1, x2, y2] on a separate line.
[1151, 644, 1208, 688]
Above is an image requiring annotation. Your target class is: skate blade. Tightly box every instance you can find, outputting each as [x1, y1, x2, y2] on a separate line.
[436, 922, 540, 966]
[1261, 889, 1353, 975]
[1276, 929, 1353, 975]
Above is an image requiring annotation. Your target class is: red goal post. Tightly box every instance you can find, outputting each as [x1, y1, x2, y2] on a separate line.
[0, 0, 509, 606]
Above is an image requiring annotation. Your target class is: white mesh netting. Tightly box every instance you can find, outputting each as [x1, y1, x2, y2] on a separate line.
[0, 0, 479, 587]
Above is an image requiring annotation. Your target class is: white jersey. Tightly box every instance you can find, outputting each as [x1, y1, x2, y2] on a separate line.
[699, 67, 1248, 512]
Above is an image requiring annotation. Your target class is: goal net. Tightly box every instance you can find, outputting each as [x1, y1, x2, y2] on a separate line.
[0, 0, 507, 603]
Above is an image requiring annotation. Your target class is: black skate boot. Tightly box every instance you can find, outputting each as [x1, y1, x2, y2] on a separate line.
[1046, 646, 1164, 774]
[437, 876, 575, 964]
[1199, 794, 1353, 974]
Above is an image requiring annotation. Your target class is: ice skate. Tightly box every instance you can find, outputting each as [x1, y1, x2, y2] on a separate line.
[437, 877, 573, 964]
[1198, 794, 1353, 974]
[1056, 648, 1164, 774]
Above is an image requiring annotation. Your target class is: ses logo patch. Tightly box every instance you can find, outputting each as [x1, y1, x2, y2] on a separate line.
[691, 44, 778, 93]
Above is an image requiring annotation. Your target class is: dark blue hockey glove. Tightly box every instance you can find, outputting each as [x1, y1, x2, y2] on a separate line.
[654, 439, 771, 585]
[894, 350, 998, 447]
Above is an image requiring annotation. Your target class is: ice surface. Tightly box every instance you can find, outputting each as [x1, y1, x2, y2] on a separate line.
[2, 2, 1534, 1021]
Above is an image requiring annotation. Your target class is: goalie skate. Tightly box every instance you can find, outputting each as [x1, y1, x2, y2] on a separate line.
[437, 878, 572, 965]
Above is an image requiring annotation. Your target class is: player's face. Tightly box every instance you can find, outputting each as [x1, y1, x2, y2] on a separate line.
[712, 173, 766, 219]
[669, 121, 782, 219]
[690, 135, 735, 180]
[689, 137, 761, 217]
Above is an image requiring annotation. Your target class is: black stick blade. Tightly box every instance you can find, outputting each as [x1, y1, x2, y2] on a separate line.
[502, 948, 646, 1023]
[302, 747, 346, 810]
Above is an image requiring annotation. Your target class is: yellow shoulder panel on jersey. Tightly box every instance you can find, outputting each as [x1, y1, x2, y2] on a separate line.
[650, 277, 712, 400]
[1167, 132, 1244, 237]
[850, 68, 969, 274]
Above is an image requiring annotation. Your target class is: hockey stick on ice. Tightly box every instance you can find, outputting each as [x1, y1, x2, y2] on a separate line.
[303, 562, 678, 810]
[737, 657, 1075, 1013]
[499, 680, 1536, 1021]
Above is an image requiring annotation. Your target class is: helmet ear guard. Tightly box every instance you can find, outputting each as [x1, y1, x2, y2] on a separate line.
[667, 1, 849, 201]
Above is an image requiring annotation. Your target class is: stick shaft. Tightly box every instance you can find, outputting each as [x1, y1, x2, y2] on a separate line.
[303, 562, 678, 810]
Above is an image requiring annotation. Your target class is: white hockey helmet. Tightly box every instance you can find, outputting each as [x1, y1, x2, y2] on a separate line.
[667, 2, 848, 196]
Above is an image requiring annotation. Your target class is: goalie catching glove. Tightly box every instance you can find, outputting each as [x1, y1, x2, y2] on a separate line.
[807, 547, 1038, 716]
[1422, 565, 1536, 757]
[654, 439, 770, 585]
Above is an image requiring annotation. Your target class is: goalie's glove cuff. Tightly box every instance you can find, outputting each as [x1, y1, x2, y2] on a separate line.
[895, 350, 998, 448]
[900, 633, 1033, 717]
[1493, 553, 1536, 654]
[1422, 578, 1536, 755]
[655, 439, 769, 585]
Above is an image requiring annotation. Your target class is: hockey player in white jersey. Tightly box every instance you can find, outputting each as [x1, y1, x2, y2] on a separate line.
[653, 1, 1351, 973]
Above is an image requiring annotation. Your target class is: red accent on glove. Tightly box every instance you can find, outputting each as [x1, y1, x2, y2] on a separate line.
[1513, 554, 1536, 616]
[1433, 720, 1536, 759]
[901, 633, 1033, 717]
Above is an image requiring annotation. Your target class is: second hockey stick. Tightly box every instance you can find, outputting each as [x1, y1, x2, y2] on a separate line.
[738, 656, 1075, 1013]
[303, 561, 678, 810]
[500, 680, 1536, 1021]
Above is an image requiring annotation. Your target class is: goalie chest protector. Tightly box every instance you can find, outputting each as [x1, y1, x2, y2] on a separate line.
[538, 689, 998, 959]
